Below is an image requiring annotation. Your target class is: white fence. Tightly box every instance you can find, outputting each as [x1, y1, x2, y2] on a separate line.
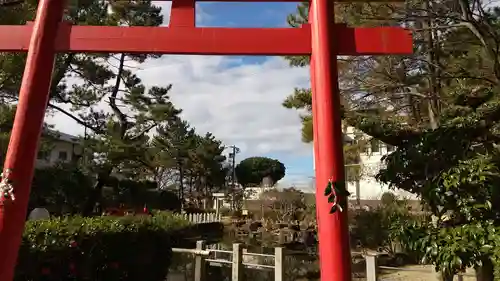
[171, 241, 284, 281]
[177, 212, 221, 224]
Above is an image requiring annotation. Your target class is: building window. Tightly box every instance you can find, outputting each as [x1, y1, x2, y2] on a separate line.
[370, 139, 380, 153]
[387, 144, 395, 152]
[58, 151, 68, 161]
[37, 150, 49, 160]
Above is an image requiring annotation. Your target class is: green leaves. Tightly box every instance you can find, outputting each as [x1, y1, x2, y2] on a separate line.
[324, 180, 350, 214]
[324, 182, 332, 196]
[152, 118, 228, 198]
[235, 157, 286, 188]
[407, 221, 500, 275]
[30, 163, 94, 214]
[18, 212, 189, 281]
[373, 86, 500, 274]
[281, 0, 500, 276]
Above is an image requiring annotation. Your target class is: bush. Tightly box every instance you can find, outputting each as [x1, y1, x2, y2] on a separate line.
[350, 208, 389, 249]
[30, 164, 93, 215]
[350, 197, 422, 255]
[102, 179, 182, 212]
[17, 213, 190, 281]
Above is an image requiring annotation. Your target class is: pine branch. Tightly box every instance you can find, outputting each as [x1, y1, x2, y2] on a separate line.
[344, 111, 421, 146]
[109, 53, 129, 138]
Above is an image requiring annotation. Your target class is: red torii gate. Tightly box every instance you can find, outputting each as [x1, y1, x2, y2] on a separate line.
[0, 0, 412, 280]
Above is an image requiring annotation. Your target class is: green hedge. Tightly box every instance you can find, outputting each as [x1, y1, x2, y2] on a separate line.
[16, 212, 190, 281]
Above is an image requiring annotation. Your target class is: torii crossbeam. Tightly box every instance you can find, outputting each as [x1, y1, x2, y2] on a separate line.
[0, 0, 412, 280]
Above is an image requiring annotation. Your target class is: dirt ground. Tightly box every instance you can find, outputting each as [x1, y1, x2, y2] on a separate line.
[378, 265, 476, 281]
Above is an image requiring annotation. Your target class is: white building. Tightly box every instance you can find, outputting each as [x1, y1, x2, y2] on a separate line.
[244, 185, 274, 200]
[313, 126, 417, 200]
[35, 130, 83, 167]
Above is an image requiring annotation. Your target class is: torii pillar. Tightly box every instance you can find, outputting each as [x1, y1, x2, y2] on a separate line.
[0, 0, 412, 280]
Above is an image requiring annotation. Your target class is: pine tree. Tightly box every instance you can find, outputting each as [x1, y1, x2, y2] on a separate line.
[1, 0, 180, 214]
[285, 1, 500, 278]
[153, 117, 196, 201]
[153, 119, 227, 207]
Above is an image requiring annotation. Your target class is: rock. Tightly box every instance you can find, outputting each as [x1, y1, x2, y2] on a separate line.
[28, 208, 50, 220]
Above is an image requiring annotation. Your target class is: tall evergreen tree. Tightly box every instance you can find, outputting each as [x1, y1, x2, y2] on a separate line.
[153, 117, 196, 201]
[188, 132, 227, 199]
[153, 118, 228, 206]
[0, 0, 181, 214]
[284, 0, 500, 278]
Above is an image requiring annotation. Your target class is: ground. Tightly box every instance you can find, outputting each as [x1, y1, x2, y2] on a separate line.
[378, 265, 475, 281]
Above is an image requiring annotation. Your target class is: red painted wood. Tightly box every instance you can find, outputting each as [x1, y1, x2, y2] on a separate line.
[0, 1, 412, 281]
[310, 0, 352, 279]
[0, 0, 65, 280]
[148, 0, 406, 2]
[170, 0, 196, 27]
[0, 24, 412, 55]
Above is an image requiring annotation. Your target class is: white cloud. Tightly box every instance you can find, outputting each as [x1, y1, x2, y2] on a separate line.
[136, 55, 310, 156]
[48, 55, 311, 158]
[45, 2, 313, 180]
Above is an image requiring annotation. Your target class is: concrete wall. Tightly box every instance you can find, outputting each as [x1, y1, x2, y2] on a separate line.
[347, 143, 417, 200]
[36, 140, 82, 168]
[313, 126, 418, 200]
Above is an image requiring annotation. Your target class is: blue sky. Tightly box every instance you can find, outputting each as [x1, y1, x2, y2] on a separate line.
[196, 2, 314, 188]
[198, 2, 297, 28]
[49, 1, 315, 190]
[198, 2, 298, 66]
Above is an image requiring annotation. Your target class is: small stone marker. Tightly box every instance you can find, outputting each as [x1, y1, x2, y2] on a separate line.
[28, 207, 50, 220]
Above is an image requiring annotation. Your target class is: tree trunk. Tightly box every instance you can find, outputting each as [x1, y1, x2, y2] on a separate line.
[437, 271, 453, 281]
[475, 258, 494, 281]
[82, 168, 112, 216]
[179, 168, 184, 201]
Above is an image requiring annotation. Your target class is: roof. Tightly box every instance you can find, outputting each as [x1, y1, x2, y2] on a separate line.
[44, 129, 80, 144]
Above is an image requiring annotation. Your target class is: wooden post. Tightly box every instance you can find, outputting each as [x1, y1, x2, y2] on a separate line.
[274, 247, 285, 281]
[365, 253, 379, 281]
[194, 240, 206, 281]
[215, 197, 220, 218]
[232, 243, 243, 281]
[278, 229, 285, 244]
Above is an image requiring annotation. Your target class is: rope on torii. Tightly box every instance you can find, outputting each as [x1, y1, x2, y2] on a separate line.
[0, 169, 15, 204]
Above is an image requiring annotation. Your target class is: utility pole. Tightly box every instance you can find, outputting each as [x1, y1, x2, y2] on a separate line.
[228, 145, 240, 188]
[227, 145, 240, 210]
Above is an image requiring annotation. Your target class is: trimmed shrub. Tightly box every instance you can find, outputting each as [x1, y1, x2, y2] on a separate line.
[17, 213, 190, 281]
